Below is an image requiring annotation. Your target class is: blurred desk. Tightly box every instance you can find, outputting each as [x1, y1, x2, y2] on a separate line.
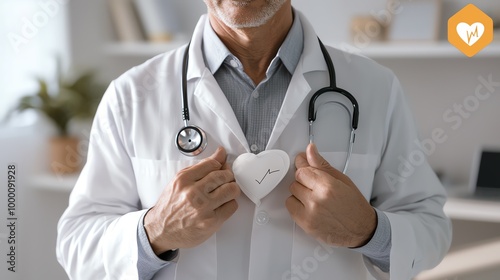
[444, 185, 500, 223]
[445, 197, 500, 223]
[415, 236, 500, 280]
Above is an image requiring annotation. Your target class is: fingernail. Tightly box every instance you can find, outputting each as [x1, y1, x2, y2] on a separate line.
[210, 147, 222, 158]
[311, 143, 319, 155]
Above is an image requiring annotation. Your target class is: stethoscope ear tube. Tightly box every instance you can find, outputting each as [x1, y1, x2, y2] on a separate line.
[309, 39, 359, 174]
[309, 39, 359, 130]
[335, 87, 359, 130]
[308, 87, 359, 130]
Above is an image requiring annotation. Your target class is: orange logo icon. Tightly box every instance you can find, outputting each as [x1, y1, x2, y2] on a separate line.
[448, 4, 493, 57]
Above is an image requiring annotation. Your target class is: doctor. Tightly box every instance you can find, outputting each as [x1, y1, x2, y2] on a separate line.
[57, 0, 452, 279]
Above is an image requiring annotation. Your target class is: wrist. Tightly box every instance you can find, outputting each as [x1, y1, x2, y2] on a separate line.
[144, 207, 176, 255]
[352, 208, 377, 248]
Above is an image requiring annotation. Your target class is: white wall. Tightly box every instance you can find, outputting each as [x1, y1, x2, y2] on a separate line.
[379, 58, 500, 184]
[0, 0, 70, 120]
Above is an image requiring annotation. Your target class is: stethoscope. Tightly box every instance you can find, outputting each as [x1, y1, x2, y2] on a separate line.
[175, 38, 359, 173]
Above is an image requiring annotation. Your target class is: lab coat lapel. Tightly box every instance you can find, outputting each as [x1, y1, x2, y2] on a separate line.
[193, 69, 249, 152]
[186, 14, 249, 152]
[266, 11, 328, 150]
[266, 69, 310, 149]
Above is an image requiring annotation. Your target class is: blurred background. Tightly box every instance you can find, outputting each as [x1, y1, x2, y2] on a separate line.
[0, 0, 499, 279]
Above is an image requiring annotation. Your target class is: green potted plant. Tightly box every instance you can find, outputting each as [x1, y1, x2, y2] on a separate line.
[9, 58, 105, 174]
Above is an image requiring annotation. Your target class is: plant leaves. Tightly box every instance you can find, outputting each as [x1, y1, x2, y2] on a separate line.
[10, 58, 106, 136]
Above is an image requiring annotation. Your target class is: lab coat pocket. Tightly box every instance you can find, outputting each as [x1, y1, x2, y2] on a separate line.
[130, 157, 202, 208]
[320, 152, 379, 200]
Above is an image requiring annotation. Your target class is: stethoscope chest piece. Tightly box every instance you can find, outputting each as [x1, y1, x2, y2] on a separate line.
[176, 125, 207, 156]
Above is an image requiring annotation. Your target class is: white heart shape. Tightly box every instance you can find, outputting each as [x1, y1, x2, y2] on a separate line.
[232, 150, 290, 205]
[456, 22, 484, 46]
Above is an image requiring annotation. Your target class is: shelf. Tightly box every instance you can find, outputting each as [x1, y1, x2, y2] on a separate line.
[105, 39, 500, 59]
[31, 173, 79, 192]
[332, 41, 500, 59]
[104, 36, 189, 57]
[443, 184, 500, 223]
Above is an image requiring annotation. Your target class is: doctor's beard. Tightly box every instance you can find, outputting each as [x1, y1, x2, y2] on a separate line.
[204, 0, 288, 29]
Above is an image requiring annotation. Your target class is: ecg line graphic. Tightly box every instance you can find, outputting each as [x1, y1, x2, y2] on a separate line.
[467, 26, 480, 44]
[255, 169, 280, 184]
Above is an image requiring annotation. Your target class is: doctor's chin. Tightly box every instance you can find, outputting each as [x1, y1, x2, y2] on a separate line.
[2, 0, 500, 279]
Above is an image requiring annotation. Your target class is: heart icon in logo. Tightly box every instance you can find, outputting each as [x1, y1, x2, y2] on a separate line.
[456, 22, 484, 46]
[232, 150, 290, 205]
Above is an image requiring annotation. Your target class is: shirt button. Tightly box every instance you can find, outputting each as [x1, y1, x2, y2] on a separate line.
[250, 144, 258, 152]
[229, 59, 239, 68]
[252, 91, 259, 98]
[256, 211, 270, 225]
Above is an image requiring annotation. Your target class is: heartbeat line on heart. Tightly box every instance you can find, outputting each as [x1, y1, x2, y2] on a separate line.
[467, 26, 480, 44]
[255, 169, 280, 185]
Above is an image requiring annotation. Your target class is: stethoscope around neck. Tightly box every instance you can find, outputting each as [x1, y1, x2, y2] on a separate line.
[175, 41, 208, 156]
[175, 38, 359, 173]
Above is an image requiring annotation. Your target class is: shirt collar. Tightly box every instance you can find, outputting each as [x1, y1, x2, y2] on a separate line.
[202, 10, 304, 75]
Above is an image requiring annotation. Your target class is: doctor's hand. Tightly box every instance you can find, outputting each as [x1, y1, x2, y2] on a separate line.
[286, 144, 377, 248]
[144, 147, 241, 256]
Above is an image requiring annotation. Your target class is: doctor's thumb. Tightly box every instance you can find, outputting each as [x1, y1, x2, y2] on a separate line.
[209, 146, 227, 166]
[306, 144, 339, 176]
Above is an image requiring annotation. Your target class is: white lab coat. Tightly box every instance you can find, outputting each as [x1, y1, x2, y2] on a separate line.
[57, 12, 451, 280]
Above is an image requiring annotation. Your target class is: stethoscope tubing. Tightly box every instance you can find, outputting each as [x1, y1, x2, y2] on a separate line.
[177, 38, 359, 174]
[176, 41, 208, 156]
[308, 39, 358, 174]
